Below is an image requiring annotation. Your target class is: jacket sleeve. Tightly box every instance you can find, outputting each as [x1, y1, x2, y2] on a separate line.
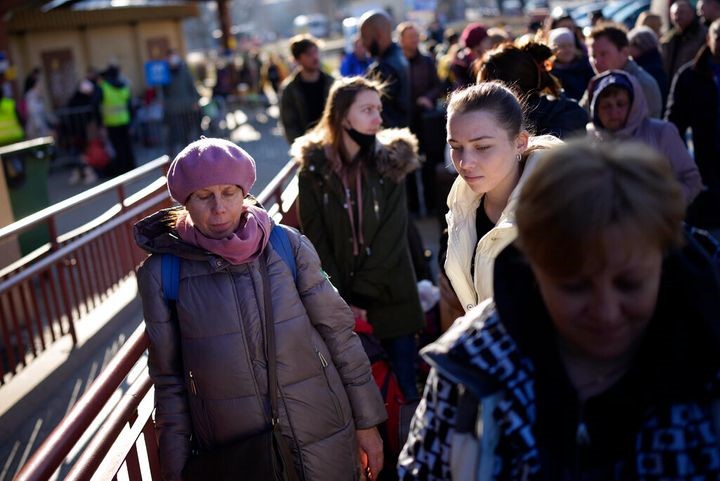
[297, 168, 343, 290]
[665, 68, 691, 138]
[659, 121, 704, 204]
[137, 256, 191, 481]
[279, 84, 303, 143]
[423, 56, 443, 104]
[398, 369, 457, 481]
[294, 233, 387, 429]
[643, 75, 663, 119]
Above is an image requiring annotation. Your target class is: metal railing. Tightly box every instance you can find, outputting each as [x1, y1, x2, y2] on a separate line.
[0, 156, 172, 384]
[14, 158, 299, 481]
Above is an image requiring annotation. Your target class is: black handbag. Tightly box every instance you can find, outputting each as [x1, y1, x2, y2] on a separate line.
[182, 254, 300, 481]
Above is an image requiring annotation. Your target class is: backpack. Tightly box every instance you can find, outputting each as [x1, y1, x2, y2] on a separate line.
[161, 224, 297, 302]
[354, 318, 418, 458]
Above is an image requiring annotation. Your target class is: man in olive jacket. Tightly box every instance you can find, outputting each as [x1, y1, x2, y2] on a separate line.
[279, 35, 334, 143]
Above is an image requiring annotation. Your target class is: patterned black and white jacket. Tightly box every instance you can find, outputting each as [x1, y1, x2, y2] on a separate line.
[398, 242, 720, 481]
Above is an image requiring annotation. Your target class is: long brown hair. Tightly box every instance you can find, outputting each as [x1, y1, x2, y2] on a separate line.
[477, 42, 562, 98]
[308, 76, 386, 172]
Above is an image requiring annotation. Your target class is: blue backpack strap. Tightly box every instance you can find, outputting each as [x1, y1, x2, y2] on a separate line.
[161, 253, 181, 302]
[270, 224, 297, 284]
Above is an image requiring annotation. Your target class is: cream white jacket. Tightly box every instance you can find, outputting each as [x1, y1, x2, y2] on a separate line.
[444, 136, 563, 312]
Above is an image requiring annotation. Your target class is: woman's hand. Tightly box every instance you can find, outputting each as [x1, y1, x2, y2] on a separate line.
[356, 427, 383, 480]
[349, 305, 368, 322]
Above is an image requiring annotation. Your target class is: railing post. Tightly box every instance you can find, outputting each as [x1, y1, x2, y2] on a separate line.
[47, 217, 59, 252]
[117, 184, 127, 213]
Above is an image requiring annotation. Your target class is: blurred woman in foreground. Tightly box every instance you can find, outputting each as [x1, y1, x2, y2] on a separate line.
[400, 140, 720, 480]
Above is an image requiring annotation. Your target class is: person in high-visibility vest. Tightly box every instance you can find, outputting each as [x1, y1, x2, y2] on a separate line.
[0, 89, 25, 147]
[100, 64, 135, 176]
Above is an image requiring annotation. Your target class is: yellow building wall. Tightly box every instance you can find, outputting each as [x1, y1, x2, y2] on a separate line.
[86, 24, 139, 93]
[19, 30, 86, 102]
[136, 20, 182, 63]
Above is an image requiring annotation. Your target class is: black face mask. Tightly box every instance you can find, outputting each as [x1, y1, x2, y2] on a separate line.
[346, 127, 376, 151]
[368, 40, 381, 57]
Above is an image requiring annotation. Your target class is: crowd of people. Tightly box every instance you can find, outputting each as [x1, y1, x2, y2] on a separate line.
[128, 4, 720, 481]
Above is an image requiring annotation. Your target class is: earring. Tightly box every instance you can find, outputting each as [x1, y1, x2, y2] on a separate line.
[516, 153, 522, 162]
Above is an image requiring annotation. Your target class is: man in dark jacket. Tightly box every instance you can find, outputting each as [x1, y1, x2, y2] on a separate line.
[666, 18, 720, 227]
[279, 35, 334, 143]
[163, 49, 200, 156]
[398, 21, 444, 212]
[662, 0, 708, 81]
[360, 10, 411, 129]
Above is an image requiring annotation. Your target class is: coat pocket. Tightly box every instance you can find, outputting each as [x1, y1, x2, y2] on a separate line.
[316, 351, 344, 423]
[187, 370, 214, 448]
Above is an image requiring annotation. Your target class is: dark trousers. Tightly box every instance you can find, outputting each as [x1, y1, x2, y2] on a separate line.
[107, 125, 135, 176]
[381, 334, 419, 401]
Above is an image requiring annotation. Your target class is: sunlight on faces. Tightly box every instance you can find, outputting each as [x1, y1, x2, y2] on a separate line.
[552, 38, 577, 64]
[297, 45, 320, 71]
[400, 26, 420, 53]
[530, 225, 663, 362]
[596, 88, 631, 131]
[447, 110, 528, 195]
[344, 89, 383, 133]
[185, 184, 245, 239]
[588, 36, 628, 74]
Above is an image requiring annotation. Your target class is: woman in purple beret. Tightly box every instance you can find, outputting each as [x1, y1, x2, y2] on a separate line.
[134, 137, 386, 481]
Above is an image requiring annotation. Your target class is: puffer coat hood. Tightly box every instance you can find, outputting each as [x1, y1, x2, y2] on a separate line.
[586, 70, 703, 204]
[134, 207, 387, 481]
[587, 70, 648, 139]
[292, 127, 420, 183]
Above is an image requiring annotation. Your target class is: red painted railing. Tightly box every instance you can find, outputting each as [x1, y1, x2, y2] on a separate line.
[0, 156, 173, 384]
[14, 159, 299, 481]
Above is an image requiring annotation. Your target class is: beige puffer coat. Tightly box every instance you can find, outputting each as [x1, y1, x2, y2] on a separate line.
[135, 207, 387, 481]
[444, 135, 563, 313]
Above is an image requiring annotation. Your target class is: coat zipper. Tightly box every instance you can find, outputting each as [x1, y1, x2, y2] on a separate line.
[189, 370, 198, 395]
[575, 403, 590, 478]
[371, 186, 380, 220]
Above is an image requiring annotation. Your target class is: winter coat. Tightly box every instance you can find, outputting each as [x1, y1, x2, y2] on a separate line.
[634, 48, 669, 110]
[666, 46, 720, 200]
[587, 71, 703, 204]
[662, 18, 708, 82]
[368, 43, 412, 128]
[294, 128, 424, 340]
[526, 94, 588, 139]
[23, 87, 53, 139]
[550, 56, 595, 101]
[134, 207, 387, 481]
[580, 59, 663, 118]
[399, 240, 720, 481]
[443, 135, 563, 313]
[279, 70, 334, 143]
[162, 64, 199, 114]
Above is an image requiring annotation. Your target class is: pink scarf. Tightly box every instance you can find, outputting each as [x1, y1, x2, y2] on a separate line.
[176, 205, 271, 265]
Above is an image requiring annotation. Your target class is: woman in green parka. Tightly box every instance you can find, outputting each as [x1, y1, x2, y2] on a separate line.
[292, 76, 424, 400]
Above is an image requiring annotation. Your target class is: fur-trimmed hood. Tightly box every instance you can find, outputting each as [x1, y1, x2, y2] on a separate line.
[291, 127, 420, 182]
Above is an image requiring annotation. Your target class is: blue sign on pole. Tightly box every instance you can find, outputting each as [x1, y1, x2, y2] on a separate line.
[144, 60, 170, 86]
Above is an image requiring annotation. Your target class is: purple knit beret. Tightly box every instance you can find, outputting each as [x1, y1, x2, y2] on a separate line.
[167, 137, 256, 204]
